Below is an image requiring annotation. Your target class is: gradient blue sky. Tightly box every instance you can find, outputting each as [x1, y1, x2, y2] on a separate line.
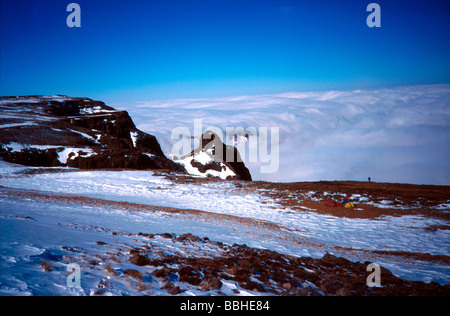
[1, 0, 449, 103]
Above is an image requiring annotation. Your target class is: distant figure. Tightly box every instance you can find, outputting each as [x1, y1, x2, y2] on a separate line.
[368, 177, 371, 182]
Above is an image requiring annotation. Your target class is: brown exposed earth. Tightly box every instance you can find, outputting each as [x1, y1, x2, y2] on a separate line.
[135, 236, 450, 296]
[74, 227, 450, 296]
[188, 176, 450, 221]
[254, 180, 450, 219]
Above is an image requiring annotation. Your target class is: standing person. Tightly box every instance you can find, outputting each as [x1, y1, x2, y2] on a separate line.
[368, 177, 371, 182]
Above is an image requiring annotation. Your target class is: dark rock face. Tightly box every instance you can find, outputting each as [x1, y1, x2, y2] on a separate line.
[177, 130, 252, 181]
[0, 95, 185, 172]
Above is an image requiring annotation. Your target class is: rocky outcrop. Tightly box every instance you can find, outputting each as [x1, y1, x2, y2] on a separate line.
[176, 130, 252, 181]
[0, 95, 254, 180]
[127, 233, 450, 296]
[0, 95, 185, 172]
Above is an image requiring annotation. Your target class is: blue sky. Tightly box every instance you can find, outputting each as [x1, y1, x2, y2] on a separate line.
[1, 0, 449, 103]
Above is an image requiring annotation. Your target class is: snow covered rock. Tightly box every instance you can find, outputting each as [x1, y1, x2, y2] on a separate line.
[176, 130, 252, 181]
[0, 95, 185, 172]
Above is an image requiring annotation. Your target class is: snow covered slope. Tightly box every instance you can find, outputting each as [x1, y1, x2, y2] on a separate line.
[1, 161, 449, 296]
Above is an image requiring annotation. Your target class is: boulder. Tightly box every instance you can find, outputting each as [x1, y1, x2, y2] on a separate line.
[176, 130, 252, 181]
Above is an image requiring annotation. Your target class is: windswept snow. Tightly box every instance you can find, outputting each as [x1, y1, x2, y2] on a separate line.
[1, 167, 448, 257]
[1, 162, 449, 293]
[0, 195, 263, 296]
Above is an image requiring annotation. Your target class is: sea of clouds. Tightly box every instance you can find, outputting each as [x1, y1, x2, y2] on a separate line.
[114, 84, 450, 185]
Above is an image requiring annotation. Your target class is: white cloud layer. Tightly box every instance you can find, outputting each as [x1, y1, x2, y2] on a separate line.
[114, 84, 450, 185]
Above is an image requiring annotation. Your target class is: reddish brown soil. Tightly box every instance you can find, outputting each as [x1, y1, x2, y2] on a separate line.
[131, 233, 450, 296]
[246, 180, 450, 221]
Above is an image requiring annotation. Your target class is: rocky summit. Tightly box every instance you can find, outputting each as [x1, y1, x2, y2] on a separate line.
[176, 130, 252, 181]
[0, 95, 186, 172]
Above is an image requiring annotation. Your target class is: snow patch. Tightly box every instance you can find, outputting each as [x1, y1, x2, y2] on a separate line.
[57, 148, 95, 164]
[68, 129, 99, 144]
[79, 106, 115, 115]
[0, 122, 37, 129]
[130, 131, 138, 148]
[176, 150, 236, 180]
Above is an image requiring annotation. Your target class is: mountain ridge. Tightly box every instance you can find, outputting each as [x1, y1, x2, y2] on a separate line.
[0, 95, 252, 180]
